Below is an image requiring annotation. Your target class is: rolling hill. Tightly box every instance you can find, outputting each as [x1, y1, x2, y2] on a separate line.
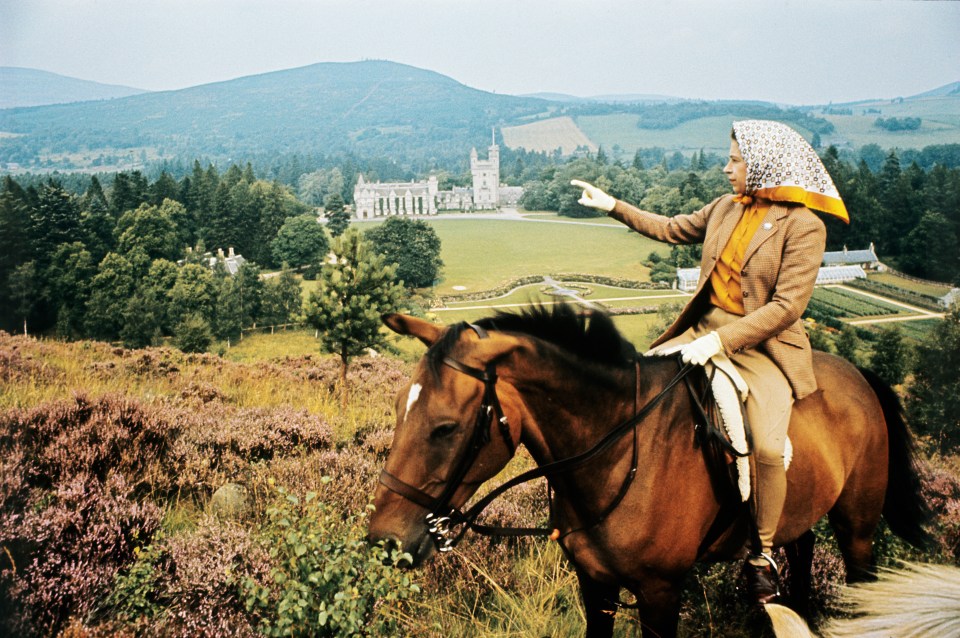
[0, 67, 147, 109]
[505, 85, 960, 163]
[0, 61, 554, 170]
[0, 61, 956, 173]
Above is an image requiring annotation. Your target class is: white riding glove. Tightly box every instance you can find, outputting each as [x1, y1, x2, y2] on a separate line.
[679, 332, 724, 366]
[570, 179, 616, 212]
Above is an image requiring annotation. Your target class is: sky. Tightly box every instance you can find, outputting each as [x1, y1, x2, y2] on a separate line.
[1, 0, 958, 105]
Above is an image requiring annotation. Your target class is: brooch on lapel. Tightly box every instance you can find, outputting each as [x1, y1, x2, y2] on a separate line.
[762, 222, 773, 231]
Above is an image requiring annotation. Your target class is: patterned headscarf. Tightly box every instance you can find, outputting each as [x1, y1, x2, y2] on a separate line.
[732, 120, 849, 223]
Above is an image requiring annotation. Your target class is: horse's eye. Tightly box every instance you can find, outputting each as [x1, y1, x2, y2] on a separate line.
[430, 423, 458, 440]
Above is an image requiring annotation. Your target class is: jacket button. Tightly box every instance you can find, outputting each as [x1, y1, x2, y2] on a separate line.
[743, 291, 750, 297]
[742, 269, 748, 276]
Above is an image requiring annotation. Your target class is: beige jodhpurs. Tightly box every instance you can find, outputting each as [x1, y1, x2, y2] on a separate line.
[658, 306, 793, 554]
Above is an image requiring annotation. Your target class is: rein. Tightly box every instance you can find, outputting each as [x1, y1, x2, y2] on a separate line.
[378, 324, 698, 553]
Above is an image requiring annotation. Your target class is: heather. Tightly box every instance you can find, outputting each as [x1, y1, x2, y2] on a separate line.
[2, 330, 959, 636]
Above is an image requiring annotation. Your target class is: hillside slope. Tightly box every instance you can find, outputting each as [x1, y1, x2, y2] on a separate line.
[0, 67, 146, 108]
[0, 61, 552, 168]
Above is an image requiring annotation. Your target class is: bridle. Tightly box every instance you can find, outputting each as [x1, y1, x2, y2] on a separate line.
[378, 324, 699, 553]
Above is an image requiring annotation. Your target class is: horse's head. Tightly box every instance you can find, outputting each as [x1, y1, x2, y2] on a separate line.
[368, 313, 527, 565]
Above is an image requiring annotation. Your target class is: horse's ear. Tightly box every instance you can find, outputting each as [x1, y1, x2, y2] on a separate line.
[382, 313, 443, 346]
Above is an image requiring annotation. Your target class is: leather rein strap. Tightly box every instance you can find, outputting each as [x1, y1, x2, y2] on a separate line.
[378, 323, 698, 552]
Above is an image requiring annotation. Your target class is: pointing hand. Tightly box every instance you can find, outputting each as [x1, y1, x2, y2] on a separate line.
[571, 179, 615, 212]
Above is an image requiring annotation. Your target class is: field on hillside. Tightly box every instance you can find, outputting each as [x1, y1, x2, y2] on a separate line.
[822, 117, 960, 150]
[501, 116, 598, 154]
[503, 94, 960, 158]
[576, 114, 737, 157]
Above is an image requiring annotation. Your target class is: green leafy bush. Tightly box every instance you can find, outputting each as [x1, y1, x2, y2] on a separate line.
[242, 483, 419, 637]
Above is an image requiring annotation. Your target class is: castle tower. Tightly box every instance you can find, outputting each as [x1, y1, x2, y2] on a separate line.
[470, 130, 500, 209]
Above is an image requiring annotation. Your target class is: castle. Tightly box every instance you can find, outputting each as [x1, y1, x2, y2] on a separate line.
[352, 137, 522, 219]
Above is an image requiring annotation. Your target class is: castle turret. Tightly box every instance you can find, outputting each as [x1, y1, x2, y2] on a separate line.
[470, 135, 500, 209]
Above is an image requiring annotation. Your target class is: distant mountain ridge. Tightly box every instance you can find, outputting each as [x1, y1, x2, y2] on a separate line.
[910, 81, 960, 99]
[521, 92, 682, 104]
[0, 61, 957, 173]
[0, 60, 551, 169]
[0, 67, 147, 108]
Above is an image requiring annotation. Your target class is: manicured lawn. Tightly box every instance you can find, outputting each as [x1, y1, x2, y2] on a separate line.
[427, 219, 666, 294]
[519, 210, 623, 226]
[440, 282, 685, 309]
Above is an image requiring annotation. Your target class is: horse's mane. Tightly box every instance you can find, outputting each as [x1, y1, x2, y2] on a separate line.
[425, 303, 637, 377]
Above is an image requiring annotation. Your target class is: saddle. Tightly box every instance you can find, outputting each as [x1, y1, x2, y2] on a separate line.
[679, 360, 793, 502]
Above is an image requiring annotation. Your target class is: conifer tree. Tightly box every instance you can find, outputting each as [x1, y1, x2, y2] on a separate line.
[324, 193, 350, 237]
[305, 229, 405, 406]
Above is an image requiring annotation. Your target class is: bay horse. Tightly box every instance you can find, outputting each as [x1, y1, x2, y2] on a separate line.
[368, 304, 930, 637]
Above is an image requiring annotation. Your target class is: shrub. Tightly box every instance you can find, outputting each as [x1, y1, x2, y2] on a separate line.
[0, 473, 162, 637]
[174, 313, 213, 353]
[241, 483, 420, 637]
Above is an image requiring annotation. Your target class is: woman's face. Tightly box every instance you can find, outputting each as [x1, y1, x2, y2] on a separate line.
[724, 140, 747, 196]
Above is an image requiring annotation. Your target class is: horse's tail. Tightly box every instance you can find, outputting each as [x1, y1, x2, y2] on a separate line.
[858, 367, 933, 548]
[769, 563, 960, 638]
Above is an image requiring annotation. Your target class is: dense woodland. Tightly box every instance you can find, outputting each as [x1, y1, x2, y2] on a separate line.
[1, 142, 958, 346]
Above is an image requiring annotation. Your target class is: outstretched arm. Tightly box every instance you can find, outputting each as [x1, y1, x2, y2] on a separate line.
[571, 179, 712, 245]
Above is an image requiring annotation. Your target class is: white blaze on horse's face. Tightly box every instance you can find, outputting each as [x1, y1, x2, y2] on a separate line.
[403, 383, 422, 423]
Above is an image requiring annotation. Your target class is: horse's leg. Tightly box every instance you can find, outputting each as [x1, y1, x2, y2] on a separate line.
[784, 529, 815, 616]
[828, 507, 879, 584]
[576, 569, 618, 638]
[632, 577, 682, 638]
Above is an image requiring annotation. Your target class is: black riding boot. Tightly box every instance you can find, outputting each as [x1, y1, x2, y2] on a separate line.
[742, 553, 780, 605]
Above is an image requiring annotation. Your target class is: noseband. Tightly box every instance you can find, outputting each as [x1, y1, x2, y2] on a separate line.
[379, 324, 698, 553]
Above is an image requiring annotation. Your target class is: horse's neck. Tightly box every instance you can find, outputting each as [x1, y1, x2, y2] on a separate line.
[507, 354, 638, 464]
[514, 356, 692, 466]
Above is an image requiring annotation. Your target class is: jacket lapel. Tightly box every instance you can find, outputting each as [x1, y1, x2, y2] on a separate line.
[743, 203, 789, 265]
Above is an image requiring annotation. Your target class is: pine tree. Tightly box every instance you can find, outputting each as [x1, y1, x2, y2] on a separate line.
[324, 193, 350, 237]
[305, 229, 405, 407]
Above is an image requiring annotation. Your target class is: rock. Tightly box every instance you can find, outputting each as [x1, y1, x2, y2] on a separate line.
[209, 483, 251, 519]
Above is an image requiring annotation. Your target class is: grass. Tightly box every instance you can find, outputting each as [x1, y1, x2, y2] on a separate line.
[501, 116, 597, 155]
[519, 210, 623, 226]
[820, 96, 960, 149]
[869, 318, 943, 342]
[868, 272, 953, 297]
[427, 219, 666, 294]
[299, 218, 667, 298]
[576, 114, 736, 158]
[221, 328, 319, 362]
[0, 333, 389, 440]
[506, 96, 960, 160]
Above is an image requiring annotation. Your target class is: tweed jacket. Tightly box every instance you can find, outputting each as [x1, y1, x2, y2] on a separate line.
[610, 194, 827, 400]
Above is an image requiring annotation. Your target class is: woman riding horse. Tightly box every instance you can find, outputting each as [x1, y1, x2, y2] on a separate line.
[572, 119, 850, 604]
